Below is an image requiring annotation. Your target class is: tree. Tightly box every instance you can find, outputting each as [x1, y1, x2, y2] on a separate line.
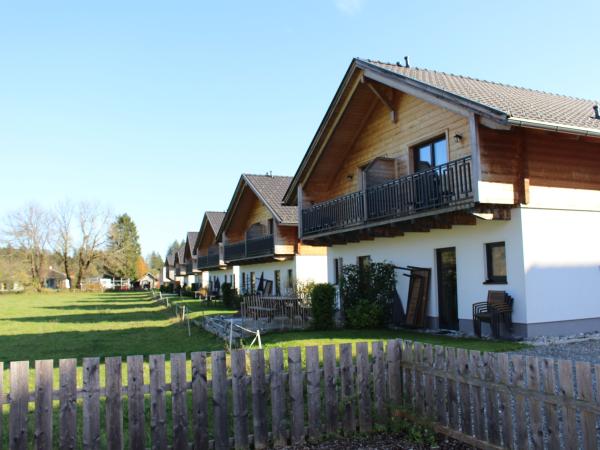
[146, 251, 163, 272]
[135, 255, 149, 279]
[74, 202, 111, 289]
[2, 203, 53, 290]
[166, 239, 184, 257]
[53, 200, 74, 289]
[106, 214, 141, 279]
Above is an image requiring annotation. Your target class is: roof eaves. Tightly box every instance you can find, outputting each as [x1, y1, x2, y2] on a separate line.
[507, 116, 600, 138]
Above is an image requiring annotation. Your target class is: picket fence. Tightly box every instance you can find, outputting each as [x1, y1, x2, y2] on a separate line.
[1, 340, 599, 449]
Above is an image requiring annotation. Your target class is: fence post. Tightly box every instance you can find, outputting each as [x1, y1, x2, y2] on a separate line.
[323, 344, 338, 436]
[231, 349, 249, 449]
[306, 346, 321, 442]
[59, 359, 77, 450]
[289, 346, 305, 444]
[105, 357, 123, 450]
[150, 354, 167, 450]
[356, 342, 372, 433]
[371, 342, 387, 429]
[171, 353, 188, 450]
[340, 343, 355, 435]
[387, 340, 402, 412]
[191, 352, 209, 450]
[269, 347, 286, 447]
[10, 361, 29, 450]
[541, 358, 559, 450]
[128, 355, 146, 450]
[82, 357, 101, 450]
[212, 351, 229, 450]
[34, 359, 53, 450]
[250, 349, 268, 449]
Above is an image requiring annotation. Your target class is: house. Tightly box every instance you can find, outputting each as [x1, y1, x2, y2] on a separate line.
[192, 211, 232, 295]
[283, 57, 600, 338]
[217, 174, 328, 295]
[44, 267, 70, 289]
[173, 245, 188, 286]
[137, 272, 157, 289]
[182, 231, 199, 288]
[162, 252, 176, 286]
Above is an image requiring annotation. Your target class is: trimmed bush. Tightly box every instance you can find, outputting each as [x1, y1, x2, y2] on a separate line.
[310, 283, 336, 330]
[345, 298, 384, 328]
[221, 282, 241, 309]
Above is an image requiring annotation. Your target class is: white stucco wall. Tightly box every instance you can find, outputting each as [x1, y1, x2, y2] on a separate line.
[238, 260, 295, 294]
[294, 254, 329, 285]
[521, 207, 600, 324]
[327, 214, 527, 325]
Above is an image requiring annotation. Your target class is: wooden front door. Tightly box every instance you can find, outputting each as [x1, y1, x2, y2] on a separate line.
[436, 247, 458, 330]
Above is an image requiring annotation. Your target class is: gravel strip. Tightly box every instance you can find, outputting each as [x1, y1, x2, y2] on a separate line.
[281, 433, 472, 450]
[509, 337, 600, 364]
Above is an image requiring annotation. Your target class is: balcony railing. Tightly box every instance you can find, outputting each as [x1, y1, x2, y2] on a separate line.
[302, 156, 473, 236]
[224, 234, 275, 262]
[195, 251, 221, 270]
[175, 264, 187, 277]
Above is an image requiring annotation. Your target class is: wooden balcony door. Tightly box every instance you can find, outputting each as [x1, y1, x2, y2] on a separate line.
[436, 247, 458, 330]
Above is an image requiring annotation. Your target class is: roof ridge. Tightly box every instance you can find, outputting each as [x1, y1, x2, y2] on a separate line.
[364, 58, 600, 104]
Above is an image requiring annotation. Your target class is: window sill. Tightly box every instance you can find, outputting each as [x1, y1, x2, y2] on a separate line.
[483, 280, 507, 285]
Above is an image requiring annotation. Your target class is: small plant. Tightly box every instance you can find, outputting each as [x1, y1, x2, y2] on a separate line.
[310, 283, 336, 330]
[390, 407, 437, 446]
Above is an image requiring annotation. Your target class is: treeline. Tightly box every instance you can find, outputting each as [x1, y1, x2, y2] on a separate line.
[0, 202, 162, 291]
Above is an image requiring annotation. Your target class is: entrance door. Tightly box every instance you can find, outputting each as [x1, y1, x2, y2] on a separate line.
[436, 247, 458, 330]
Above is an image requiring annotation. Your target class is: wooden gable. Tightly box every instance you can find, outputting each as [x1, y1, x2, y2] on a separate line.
[224, 184, 274, 243]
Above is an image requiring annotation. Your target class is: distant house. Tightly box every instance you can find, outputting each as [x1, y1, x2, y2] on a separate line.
[192, 211, 229, 295]
[173, 245, 187, 286]
[283, 57, 600, 337]
[217, 174, 328, 296]
[182, 231, 199, 288]
[138, 272, 157, 289]
[162, 252, 176, 285]
[45, 267, 70, 289]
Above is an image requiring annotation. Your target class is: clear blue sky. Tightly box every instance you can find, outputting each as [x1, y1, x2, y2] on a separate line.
[1, 0, 599, 257]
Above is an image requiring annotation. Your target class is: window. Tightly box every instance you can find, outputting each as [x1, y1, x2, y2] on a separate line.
[333, 258, 340, 285]
[485, 242, 507, 283]
[268, 218, 274, 235]
[413, 136, 448, 172]
[287, 269, 294, 290]
[250, 272, 256, 294]
[274, 270, 281, 296]
[241, 272, 246, 293]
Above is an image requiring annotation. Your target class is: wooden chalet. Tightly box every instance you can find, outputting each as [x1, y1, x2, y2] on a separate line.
[283, 58, 600, 337]
[218, 174, 327, 295]
[192, 211, 232, 293]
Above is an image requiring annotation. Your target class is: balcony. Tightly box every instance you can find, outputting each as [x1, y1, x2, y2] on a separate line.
[195, 246, 221, 270]
[302, 156, 473, 237]
[175, 264, 187, 277]
[224, 234, 275, 263]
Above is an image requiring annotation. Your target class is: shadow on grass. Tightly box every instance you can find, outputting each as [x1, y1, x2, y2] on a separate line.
[1, 309, 171, 324]
[38, 303, 155, 311]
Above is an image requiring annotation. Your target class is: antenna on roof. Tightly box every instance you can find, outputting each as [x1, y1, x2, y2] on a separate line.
[265, 171, 272, 177]
[594, 105, 600, 120]
[404, 56, 410, 68]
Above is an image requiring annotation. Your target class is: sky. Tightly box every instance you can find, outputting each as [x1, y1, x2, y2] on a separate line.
[1, 0, 599, 257]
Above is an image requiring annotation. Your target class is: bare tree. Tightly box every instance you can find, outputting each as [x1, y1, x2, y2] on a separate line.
[74, 202, 111, 289]
[53, 200, 74, 289]
[3, 203, 53, 290]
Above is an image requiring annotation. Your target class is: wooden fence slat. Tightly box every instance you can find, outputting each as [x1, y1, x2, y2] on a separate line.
[456, 348, 472, 436]
[575, 361, 596, 450]
[496, 353, 514, 450]
[482, 353, 500, 446]
[434, 346, 447, 426]
[387, 340, 402, 411]
[0, 362, 3, 450]
[356, 342, 372, 433]
[541, 358, 560, 450]
[34, 360, 53, 450]
[288, 346, 305, 445]
[402, 341, 414, 411]
[128, 355, 146, 450]
[558, 359, 579, 450]
[231, 349, 249, 450]
[412, 342, 424, 417]
[191, 352, 209, 450]
[446, 348, 459, 430]
[511, 355, 529, 449]
[212, 351, 229, 450]
[9, 361, 29, 450]
[171, 353, 188, 450]
[59, 359, 77, 450]
[83, 357, 101, 450]
[469, 352, 486, 442]
[424, 344, 435, 418]
[305, 346, 321, 442]
[526, 356, 544, 450]
[371, 342, 387, 428]
[105, 357, 123, 450]
[323, 344, 338, 436]
[150, 354, 167, 450]
[249, 350, 268, 449]
[269, 347, 286, 447]
[339, 343, 355, 435]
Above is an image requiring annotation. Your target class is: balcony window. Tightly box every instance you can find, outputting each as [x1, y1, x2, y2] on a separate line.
[250, 272, 256, 294]
[413, 136, 447, 172]
[274, 270, 281, 296]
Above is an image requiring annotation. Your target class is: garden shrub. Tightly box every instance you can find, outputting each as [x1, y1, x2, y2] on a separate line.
[221, 282, 241, 309]
[341, 261, 396, 328]
[310, 283, 336, 330]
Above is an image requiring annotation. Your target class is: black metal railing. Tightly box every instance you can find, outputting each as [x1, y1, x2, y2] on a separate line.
[195, 246, 221, 270]
[175, 264, 187, 276]
[302, 156, 473, 236]
[224, 234, 275, 262]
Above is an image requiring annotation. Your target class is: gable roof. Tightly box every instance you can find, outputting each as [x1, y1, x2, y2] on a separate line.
[365, 59, 600, 134]
[282, 58, 600, 204]
[185, 231, 198, 259]
[218, 174, 297, 239]
[165, 252, 175, 266]
[194, 211, 226, 250]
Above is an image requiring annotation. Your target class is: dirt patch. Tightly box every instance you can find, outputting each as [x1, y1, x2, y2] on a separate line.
[282, 433, 473, 449]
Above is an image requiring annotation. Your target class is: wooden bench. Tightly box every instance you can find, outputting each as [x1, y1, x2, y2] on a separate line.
[472, 290, 514, 338]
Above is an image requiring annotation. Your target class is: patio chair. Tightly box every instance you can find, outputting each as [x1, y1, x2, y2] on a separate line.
[472, 290, 514, 338]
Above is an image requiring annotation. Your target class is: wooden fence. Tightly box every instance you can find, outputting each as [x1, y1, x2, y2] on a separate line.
[1, 340, 599, 449]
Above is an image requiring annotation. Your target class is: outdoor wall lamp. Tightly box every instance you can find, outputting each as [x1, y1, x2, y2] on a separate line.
[453, 133, 463, 143]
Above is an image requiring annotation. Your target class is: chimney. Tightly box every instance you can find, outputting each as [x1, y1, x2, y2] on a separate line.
[594, 105, 600, 120]
[404, 56, 410, 68]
